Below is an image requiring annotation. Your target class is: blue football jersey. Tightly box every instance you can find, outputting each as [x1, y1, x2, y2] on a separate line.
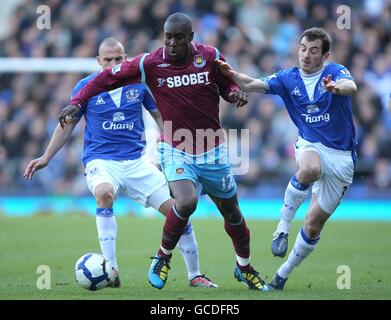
[263, 62, 356, 151]
[71, 72, 158, 166]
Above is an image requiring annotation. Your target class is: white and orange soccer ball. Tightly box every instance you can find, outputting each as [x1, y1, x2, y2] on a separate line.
[75, 253, 115, 291]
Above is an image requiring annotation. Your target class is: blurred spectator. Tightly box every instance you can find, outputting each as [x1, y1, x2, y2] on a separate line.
[0, 0, 390, 197]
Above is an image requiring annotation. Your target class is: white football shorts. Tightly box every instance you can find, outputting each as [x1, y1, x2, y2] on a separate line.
[295, 137, 355, 214]
[84, 156, 171, 210]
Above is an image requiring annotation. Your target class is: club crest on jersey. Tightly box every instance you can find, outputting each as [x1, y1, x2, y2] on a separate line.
[89, 167, 99, 176]
[176, 168, 184, 175]
[193, 55, 206, 68]
[125, 88, 139, 103]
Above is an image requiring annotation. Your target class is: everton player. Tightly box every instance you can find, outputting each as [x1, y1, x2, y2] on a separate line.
[58, 13, 268, 291]
[217, 27, 357, 290]
[24, 37, 218, 289]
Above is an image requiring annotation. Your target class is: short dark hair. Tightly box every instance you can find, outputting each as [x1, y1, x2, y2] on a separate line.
[300, 28, 331, 55]
[164, 12, 192, 33]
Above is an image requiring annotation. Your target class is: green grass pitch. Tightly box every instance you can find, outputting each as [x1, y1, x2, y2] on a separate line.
[0, 214, 390, 300]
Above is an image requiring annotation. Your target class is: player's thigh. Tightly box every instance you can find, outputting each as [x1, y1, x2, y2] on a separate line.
[160, 157, 200, 213]
[295, 148, 322, 183]
[122, 157, 168, 207]
[311, 151, 354, 214]
[146, 184, 174, 215]
[169, 179, 199, 217]
[160, 157, 199, 186]
[84, 159, 121, 197]
[198, 163, 237, 199]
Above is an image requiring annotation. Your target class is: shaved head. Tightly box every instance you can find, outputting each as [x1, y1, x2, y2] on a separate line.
[97, 37, 126, 69]
[98, 37, 124, 56]
[164, 12, 192, 34]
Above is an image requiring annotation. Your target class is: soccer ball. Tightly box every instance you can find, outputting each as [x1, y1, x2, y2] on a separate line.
[75, 253, 115, 291]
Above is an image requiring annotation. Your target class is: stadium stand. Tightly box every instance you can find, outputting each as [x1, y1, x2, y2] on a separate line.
[0, 0, 390, 199]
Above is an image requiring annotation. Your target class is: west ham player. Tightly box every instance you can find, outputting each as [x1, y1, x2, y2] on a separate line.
[58, 13, 267, 291]
[24, 38, 218, 289]
[217, 27, 357, 290]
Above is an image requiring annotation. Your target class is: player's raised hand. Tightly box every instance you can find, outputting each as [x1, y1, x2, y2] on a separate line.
[229, 90, 248, 108]
[23, 157, 48, 180]
[58, 104, 80, 129]
[216, 59, 235, 78]
[322, 74, 340, 94]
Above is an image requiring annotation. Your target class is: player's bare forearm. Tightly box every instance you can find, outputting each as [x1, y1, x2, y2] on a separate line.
[148, 110, 164, 133]
[43, 122, 77, 162]
[216, 59, 266, 93]
[232, 72, 266, 93]
[335, 79, 357, 96]
[323, 75, 357, 96]
[24, 122, 77, 180]
[388, 99, 391, 112]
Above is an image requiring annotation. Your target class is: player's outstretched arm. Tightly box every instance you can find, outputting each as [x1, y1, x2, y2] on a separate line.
[322, 74, 357, 96]
[68, 59, 141, 117]
[23, 121, 78, 180]
[216, 59, 266, 93]
[388, 95, 391, 112]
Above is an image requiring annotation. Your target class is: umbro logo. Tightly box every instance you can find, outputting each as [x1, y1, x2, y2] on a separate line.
[157, 63, 171, 67]
[96, 96, 105, 105]
[291, 86, 301, 96]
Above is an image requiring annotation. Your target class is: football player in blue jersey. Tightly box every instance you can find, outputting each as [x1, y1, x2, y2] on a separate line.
[24, 37, 217, 289]
[217, 27, 357, 290]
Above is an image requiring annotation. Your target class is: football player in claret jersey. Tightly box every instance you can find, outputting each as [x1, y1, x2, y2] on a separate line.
[58, 13, 268, 291]
[217, 27, 357, 290]
[24, 38, 218, 289]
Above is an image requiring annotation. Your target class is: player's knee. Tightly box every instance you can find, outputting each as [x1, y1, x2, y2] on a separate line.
[221, 203, 242, 223]
[95, 186, 115, 206]
[175, 196, 197, 218]
[299, 164, 321, 181]
[303, 220, 322, 238]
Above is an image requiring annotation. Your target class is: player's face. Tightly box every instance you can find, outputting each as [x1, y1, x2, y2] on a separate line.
[97, 44, 127, 69]
[164, 22, 194, 64]
[298, 37, 329, 74]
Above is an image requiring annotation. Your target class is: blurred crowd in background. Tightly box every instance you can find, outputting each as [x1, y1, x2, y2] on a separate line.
[0, 0, 391, 198]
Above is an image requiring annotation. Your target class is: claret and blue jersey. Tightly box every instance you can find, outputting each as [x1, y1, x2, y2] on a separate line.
[263, 62, 356, 151]
[71, 72, 158, 166]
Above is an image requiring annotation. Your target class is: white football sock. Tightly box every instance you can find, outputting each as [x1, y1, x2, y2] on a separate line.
[177, 222, 201, 280]
[96, 212, 118, 272]
[236, 255, 250, 267]
[277, 179, 310, 234]
[277, 228, 319, 279]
